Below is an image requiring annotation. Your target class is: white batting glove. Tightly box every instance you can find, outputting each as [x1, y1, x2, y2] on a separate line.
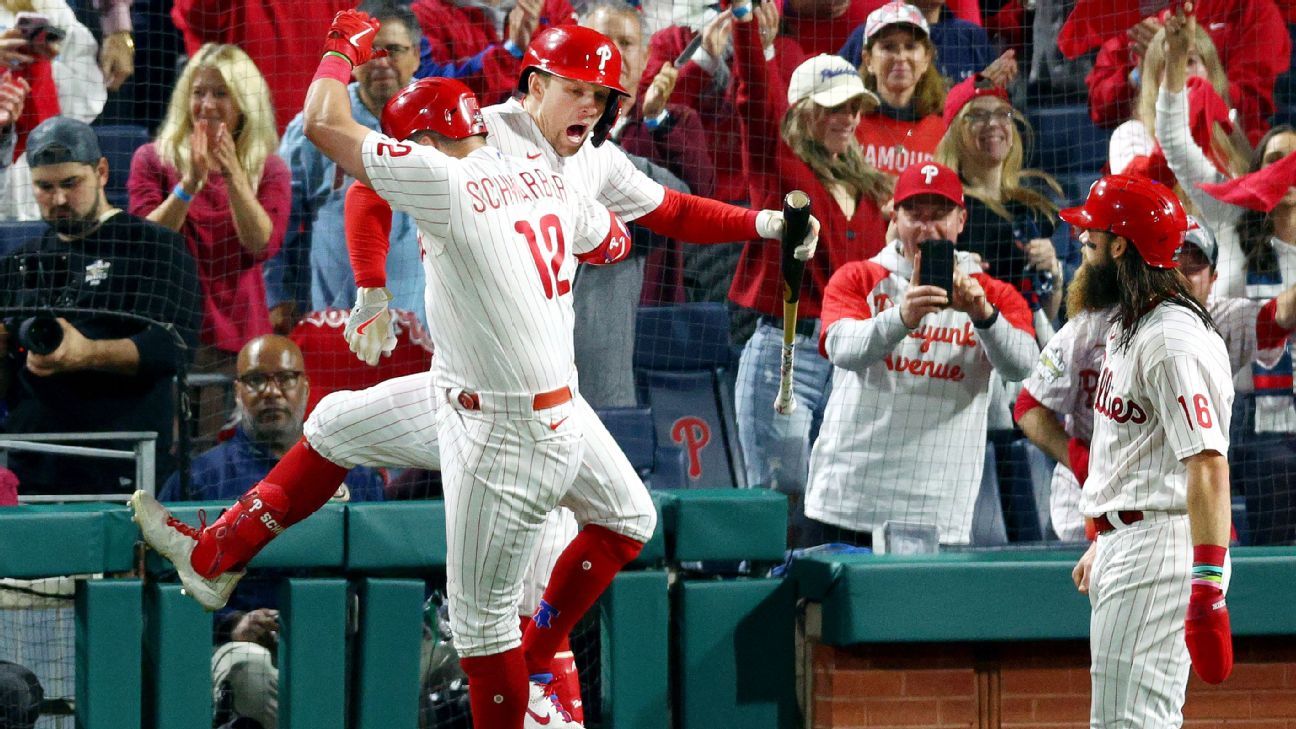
[344, 287, 397, 366]
[756, 209, 821, 261]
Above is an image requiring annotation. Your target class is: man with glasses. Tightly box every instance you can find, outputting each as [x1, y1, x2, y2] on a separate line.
[156, 335, 382, 729]
[269, 0, 428, 332]
[158, 334, 385, 502]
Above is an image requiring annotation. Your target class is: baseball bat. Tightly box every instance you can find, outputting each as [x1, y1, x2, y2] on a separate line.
[674, 34, 704, 67]
[773, 190, 811, 415]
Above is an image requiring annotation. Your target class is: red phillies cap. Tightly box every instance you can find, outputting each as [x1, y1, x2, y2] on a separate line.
[894, 161, 965, 208]
[942, 74, 1010, 128]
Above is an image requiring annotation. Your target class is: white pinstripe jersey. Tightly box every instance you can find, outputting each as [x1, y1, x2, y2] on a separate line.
[1025, 298, 1270, 441]
[1082, 302, 1234, 516]
[360, 131, 619, 394]
[481, 99, 665, 220]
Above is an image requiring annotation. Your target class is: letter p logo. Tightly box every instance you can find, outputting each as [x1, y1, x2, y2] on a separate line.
[920, 164, 939, 185]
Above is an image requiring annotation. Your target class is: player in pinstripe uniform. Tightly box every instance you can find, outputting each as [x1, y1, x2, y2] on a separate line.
[1061, 176, 1237, 727]
[134, 11, 649, 728]
[1016, 216, 1296, 541]
[135, 17, 819, 727]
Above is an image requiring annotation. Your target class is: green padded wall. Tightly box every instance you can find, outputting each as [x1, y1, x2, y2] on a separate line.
[676, 578, 798, 729]
[352, 578, 424, 729]
[76, 579, 142, 729]
[0, 504, 136, 577]
[671, 489, 787, 562]
[143, 584, 212, 729]
[599, 570, 670, 729]
[279, 578, 348, 729]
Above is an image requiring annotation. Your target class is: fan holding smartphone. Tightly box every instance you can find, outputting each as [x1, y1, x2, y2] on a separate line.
[800, 162, 1040, 549]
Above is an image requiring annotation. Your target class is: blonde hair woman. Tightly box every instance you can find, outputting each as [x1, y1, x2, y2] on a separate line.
[730, 0, 891, 543]
[1108, 21, 1247, 182]
[127, 43, 290, 357]
[936, 76, 1065, 329]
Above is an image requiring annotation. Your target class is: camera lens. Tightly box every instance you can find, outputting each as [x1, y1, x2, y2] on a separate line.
[18, 314, 63, 356]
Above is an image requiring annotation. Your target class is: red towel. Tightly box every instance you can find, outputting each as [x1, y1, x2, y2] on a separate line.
[1198, 149, 1296, 213]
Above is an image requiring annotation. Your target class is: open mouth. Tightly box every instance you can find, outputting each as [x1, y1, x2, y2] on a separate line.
[565, 124, 588, 145]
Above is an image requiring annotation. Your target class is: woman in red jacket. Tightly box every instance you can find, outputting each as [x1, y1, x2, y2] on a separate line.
[730, 1, 890, 540]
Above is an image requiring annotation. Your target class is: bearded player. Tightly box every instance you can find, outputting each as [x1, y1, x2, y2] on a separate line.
[1015, 216, 1296, 541]
[1062, 175, 1235, 727]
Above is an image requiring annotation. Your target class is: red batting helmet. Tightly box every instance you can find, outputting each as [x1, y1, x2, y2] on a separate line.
[381, 78, 487, 142]
[517, 26, 628, 147]
[1059, 174, 1188, 269]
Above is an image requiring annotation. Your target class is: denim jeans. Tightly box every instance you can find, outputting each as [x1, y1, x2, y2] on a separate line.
[734, 319, 833, 494]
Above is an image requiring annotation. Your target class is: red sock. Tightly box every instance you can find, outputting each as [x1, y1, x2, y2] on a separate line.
[550, 636, 583, 722]
[520, 617, 583, 721]
[522, 525, 642, 676]
[190, 437, 348, 578]
[460, 648, 527, 729]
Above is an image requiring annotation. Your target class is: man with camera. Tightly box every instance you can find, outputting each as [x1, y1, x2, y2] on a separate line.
[0, 116, 200, 496]
[801, 161, 1039, 548]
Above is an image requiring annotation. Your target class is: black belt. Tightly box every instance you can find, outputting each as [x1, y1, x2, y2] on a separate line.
[759, 315, 817, 339]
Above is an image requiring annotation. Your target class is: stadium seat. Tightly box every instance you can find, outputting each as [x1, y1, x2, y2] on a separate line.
[1026, 105, 1111, 176]
[634, 304, 745, 489]
[595, 406, 689, 489]
[0, 221, 45, 255]
[95, 125, 150, 209]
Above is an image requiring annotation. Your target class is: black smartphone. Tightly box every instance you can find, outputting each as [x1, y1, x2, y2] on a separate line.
[917, 239, 955, 301]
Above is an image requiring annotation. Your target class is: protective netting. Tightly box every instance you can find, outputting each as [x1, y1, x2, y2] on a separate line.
[0, 0, 1293, 725]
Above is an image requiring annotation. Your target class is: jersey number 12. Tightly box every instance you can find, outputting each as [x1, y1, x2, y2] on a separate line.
[517, 214, 570, 299]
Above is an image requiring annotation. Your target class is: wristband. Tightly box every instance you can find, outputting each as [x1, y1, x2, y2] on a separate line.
[1192, 544, 1227, 589]
[972, 307, 1000, 329]
[503, 40, 524, 59]
[312, 53, 354, 85]
[643, 110, 670, 131]
[172, 183, 194, 204]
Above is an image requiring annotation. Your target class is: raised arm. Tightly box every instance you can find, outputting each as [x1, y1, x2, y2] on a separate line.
[820, 263, 911, 372]
[730, 4, 784, 178]
[303, 11, 385, 188]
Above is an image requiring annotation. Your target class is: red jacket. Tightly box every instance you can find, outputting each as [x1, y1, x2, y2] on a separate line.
[729, 20, 887, 319]
[171, 0, 356, 133]
[1082, 0, 1290, 144]
[411, 0, 577, 106]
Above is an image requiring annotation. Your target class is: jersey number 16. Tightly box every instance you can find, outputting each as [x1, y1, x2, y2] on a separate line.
[517, 214, 570, 299]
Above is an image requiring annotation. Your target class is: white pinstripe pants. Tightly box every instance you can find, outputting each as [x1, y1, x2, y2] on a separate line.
[1088, 514, 1192, 728]
[304, 372, 656, 656]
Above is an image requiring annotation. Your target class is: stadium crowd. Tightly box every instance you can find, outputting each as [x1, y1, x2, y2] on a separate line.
[0, 0, 1294, 726]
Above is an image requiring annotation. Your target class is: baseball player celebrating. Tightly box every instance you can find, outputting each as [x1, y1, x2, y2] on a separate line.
[133, 11, 656, 729]
[1017, 216, 1296, 541]
[1062, 175, 1236, 727]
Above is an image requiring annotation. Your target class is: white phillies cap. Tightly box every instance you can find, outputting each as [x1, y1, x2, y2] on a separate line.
[864, 1, 930, 45]
[788, 54, 879, 108]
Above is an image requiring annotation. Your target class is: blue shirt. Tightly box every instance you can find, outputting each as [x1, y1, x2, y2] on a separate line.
[268, 83, 426, 322]
[838, 8, 994, 86]
[159, 427, 386, 503]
